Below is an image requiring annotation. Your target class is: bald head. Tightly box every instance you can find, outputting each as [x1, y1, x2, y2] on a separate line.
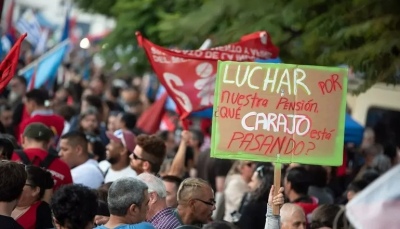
[281, 203, 306, 229]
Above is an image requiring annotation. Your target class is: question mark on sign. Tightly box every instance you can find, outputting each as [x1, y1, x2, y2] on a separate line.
[306, 142, 315, 155]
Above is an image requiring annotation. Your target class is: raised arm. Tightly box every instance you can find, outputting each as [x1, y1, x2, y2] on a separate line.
[265, 185, 284, 229]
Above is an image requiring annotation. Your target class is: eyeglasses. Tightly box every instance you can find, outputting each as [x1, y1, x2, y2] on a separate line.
[194, 198, 216, 206]
[132, 152, 146, 161]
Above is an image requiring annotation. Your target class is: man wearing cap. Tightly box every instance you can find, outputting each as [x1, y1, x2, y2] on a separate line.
[99, 129, 137, 183]
[18, 89, 65, 145]
[11, 123, 73, 190]
[130, 134, 166, 175]
[59, 131, 104, 189]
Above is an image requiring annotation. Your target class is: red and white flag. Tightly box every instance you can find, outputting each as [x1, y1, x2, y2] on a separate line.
[0, 33, 27, 93]
[136, 31, 279, 119]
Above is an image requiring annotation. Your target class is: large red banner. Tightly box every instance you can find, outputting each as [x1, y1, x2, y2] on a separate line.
[136, 31, 279, 118]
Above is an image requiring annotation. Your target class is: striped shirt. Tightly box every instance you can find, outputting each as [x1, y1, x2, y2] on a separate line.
[148, 207, 181, 229]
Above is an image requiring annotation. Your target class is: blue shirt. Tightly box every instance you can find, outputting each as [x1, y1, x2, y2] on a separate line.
[95, 222, 155, 229]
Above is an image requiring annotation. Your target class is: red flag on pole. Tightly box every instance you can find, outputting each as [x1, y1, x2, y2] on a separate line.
[136, 31, 279, 119]
[0, 33, 27, 93]
[136, 92, 169, 134]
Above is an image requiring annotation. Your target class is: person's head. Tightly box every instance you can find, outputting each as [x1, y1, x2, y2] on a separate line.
[0, 136, 15, 160]
[361, 127, 375, 149]
[130, 134, 166, 175]
[21, 123, 54, 150]
[189, 129, 204, 150]
[89, 77, 106, 96]
[361, 168, 380, 183]
[310, 204, 345, 229]
[87, 135, 106, 162]
[284, 166, 311, 201]
[346, 179, 369, 201]
[79, 107, 100, 133]
[9, 76, 27, 97]
[107, 177, 149, 224]
[203, 221, 238, 229]
[59, 131, 89, 168]
[248, 164, 274, 201]
[107, 111, 121, 132]
[281, 203, 307, 229]
[162, 175, 182, 208]
[24, 89, 49, 114]
[177, 178, 215, 224]
[117, 112, 137, 131]
[0, 161, 26, 209]
[96, 182, 113, 203]
[121, 87, 140, 105]
[106, 129, 136, 165]
[137, 173, 167, 219]
[371, 154, 391, 174]
[157, 130, 176, 157]
[363, 144, 383, 166]
[51, 184, 98, 229]
[54, 87, 71, 104]
[18, 165, 54, 207]
[229, 160, 256, 183]
[81, 95, 103, 116]
[55, 105, 76, 122]
[0, 105, 13, 127]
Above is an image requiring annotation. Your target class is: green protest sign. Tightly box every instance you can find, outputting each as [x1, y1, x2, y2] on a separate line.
[211, 61, 348, 166]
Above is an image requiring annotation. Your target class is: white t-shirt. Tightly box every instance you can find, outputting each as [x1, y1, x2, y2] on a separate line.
[99, 160, 137, 183]
[72, 159, 104, 189]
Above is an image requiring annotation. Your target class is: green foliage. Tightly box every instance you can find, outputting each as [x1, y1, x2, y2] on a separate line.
[75, 0, 400, 91]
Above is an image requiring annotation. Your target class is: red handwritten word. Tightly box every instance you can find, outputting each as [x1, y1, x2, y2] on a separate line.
[318, 74, 342, 95]
[220, 90, 268, 108]
[275, 97, 318, 113]
[214, 106, 241, 120]
[227, 132, 316, 155]
[241, 112, 311, 136]
[309, 128, 335, 140]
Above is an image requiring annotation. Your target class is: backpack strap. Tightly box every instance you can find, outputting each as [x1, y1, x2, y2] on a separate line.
[104, 167, 110, 178]
[39, 153, 58, 169]
[14, 149, 31, 165]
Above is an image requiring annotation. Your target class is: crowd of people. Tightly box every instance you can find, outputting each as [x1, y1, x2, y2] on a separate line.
[0, 63, 399, 229]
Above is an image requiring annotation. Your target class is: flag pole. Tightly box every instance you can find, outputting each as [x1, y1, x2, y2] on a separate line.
[18, 39, 70, 76]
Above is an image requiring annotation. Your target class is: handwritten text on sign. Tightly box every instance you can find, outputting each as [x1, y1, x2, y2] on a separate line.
[211, 62, 347, 166]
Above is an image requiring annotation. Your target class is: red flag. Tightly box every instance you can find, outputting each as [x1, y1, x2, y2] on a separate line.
[0, 33, 27, 93]
[136, 92, 169, 134]
[136, 31, 279, 119]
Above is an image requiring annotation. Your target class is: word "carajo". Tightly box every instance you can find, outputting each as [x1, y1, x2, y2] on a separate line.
[222, 64, 311, 95]
[241, 112, 311, 136]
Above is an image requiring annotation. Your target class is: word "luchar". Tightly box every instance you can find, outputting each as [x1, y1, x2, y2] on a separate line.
[222, 64, 311, 95]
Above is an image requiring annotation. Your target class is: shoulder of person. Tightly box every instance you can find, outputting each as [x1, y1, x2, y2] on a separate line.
[128, 222, 156, 229]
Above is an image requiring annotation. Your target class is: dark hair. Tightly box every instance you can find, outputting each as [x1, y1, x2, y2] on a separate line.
[0, 104, 12, 113]
[162, 175, 182, 189]
[89, 139, 106, 162]
[50, 184, 98, 229]
[110, 86, 121, 98]
[189, 129, 204, 148]
[0, 122, 5, 134]
[286, 166, 311, 195]
[0, 161, 26, 202]
[56, 105, 77, 122]
[136, 134, 166, 174]
[307, 165, 328, 188]
[25, 89, 49, 106]
[119, 112, 137, 130]
[203, 221, 239, 229]
[0, 136, 15, 159]
[252, 164, 274, 202]
[96, 182, 113, 203]
[347, 179, 369, 194]
[362, 168, 380, 183]
[157, 130, 170, 142]
[15, 75, 27, 86]
[61, 131, 88, 153]
[25, 165, 54, 199]
[310, 204, 344, 229]
[83, 95, 103, 115]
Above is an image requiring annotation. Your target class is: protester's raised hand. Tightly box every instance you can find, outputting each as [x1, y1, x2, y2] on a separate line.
[181, 130, 191, 144]
[268, 185, 284, 207]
